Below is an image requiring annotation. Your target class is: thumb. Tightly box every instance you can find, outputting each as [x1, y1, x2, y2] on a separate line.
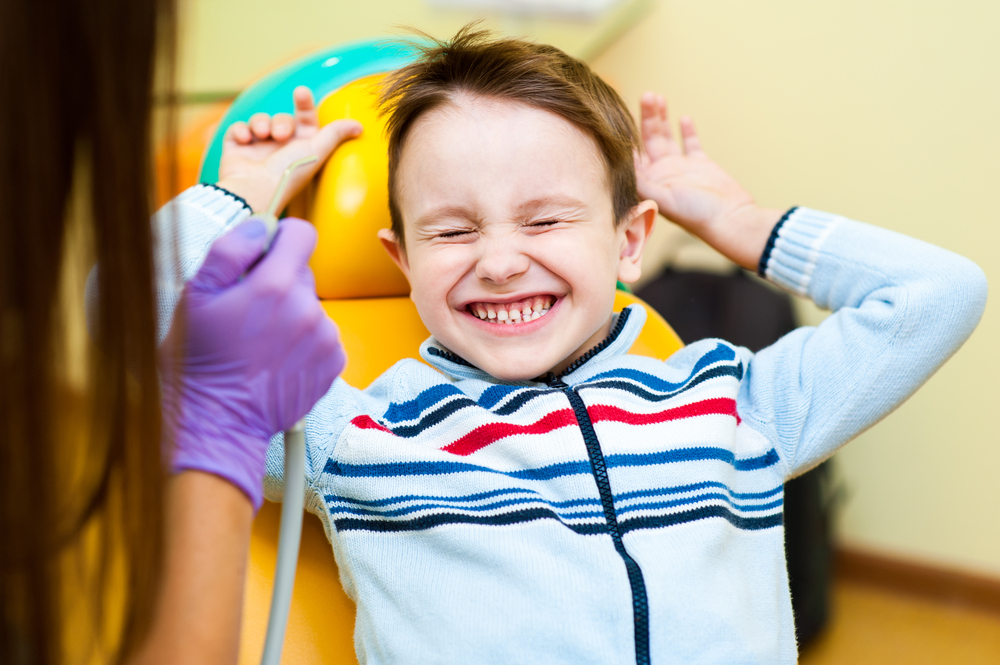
[310, 118, 363, 164]
[190, 217, 269, 292]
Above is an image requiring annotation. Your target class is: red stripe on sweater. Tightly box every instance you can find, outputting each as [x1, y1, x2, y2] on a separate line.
[351, 415, 392, 433]
[588, 398, 739, 426]
[443, 408, 578, 456]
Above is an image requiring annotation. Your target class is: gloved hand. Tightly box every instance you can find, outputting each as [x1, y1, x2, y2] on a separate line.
[160, 216, 345, 510]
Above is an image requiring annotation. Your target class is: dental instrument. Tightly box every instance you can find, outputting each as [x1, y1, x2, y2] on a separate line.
[248, 155, 318, 665]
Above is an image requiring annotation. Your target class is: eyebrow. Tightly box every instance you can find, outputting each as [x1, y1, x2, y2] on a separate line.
[413, 205, 480, 230]
[515, 195, 589, 217]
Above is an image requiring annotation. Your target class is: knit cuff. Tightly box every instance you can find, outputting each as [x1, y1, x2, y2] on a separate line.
[173, 183, 254, 220]
[204, 183, 253, 213]
[758, 207, 843, 297]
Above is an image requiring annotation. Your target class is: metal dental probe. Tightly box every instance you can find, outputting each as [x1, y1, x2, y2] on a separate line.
[248, 155, 318, 665]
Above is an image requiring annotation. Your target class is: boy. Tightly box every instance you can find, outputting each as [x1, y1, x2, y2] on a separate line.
[159, 28, 986, 665]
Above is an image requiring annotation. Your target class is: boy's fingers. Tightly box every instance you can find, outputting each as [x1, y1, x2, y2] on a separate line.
[249, 112, 272, 140]
[226, 121, 253, 145]
[310, 119, 363, 164]
[271, 113, 295, 142]
[640, 92, 679, 160]
[680, 117, 704, 156]
[293, 86, 318, 127]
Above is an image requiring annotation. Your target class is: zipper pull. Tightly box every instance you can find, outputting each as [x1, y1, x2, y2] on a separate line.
[543, 372, 568, 389]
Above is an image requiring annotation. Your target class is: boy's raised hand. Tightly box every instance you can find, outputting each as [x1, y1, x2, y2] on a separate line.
[217, 86, 362, 213]
[635, 92, 781, 271]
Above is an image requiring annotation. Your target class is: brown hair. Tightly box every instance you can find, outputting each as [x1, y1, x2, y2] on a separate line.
[0, 0, 174, 662]
[380, 25, 641, 248]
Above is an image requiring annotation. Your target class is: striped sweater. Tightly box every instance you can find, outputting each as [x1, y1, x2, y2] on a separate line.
[153, 187, 988, 664]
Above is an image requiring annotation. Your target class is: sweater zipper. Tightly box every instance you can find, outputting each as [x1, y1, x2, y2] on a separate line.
[547, 374, 651, 665]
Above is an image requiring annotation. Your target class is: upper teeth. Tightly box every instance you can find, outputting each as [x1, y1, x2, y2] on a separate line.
[469, 296, 554, 324]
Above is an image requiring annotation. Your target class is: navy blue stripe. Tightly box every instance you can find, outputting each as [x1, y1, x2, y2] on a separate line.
[325, 486, 533, 508]
[327, 490, 779, 520]
[758, 206, 798, 277]
[326, 480, 780, 510]
[387, 397, 478, 438]
[605, 447, 780, 472]
[383, 384, 463, 423]
[385, 383, 554, 425]
[333, 502, 783, 535]
[334, 507, 608, 535]
[492, 388, 555, 416]
[329, 495, 605, 520]
[620, 504, 784, 535]
[616, 480, 783, 502]
[324, 457, 593, 480]
[327, 489, 600, 511]
[586, 364, 742, 403]
[586, 342, 736, 390]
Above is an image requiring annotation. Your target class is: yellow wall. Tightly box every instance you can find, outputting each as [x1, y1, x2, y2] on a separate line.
[593, 1, 999, 576]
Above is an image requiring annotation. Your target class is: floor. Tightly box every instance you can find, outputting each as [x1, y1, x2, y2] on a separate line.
[799, 581, 1000, 664]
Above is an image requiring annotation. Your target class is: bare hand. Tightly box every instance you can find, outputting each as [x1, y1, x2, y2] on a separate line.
[217, 86, 362, 213]
[635, 92, 781, 270]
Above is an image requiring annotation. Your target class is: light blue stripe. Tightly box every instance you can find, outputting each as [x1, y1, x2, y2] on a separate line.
[328, 495, 604, 521]
[615, 481, 783, 502]
[616, 494, 784, 516]
[606, 447, 779, 471]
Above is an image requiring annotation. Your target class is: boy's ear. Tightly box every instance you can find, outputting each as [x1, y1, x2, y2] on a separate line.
[617, 199, 658, 284]
[377, 228, 411, 279]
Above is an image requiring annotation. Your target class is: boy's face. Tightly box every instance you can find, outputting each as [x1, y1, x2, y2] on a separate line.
[380, 97, 656, 381]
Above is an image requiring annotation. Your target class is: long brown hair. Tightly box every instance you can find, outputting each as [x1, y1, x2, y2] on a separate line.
[0, 0, 175, 662]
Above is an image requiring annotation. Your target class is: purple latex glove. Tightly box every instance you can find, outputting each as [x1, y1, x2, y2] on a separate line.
[160, 216, 346, 510]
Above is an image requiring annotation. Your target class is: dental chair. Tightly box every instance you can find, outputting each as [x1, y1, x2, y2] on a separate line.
[182, 39, 684, 664]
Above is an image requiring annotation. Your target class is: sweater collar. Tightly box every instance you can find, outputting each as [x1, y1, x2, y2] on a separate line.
[420, 304, 647, 384]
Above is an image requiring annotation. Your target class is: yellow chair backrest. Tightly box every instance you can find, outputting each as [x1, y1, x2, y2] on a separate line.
[180, 49, 684, 665]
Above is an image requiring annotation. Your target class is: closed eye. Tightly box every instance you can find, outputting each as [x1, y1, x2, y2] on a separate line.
[527, 219, 563, 229]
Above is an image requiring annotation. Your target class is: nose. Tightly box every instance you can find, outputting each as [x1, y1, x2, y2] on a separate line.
[475, 234, 530, 285]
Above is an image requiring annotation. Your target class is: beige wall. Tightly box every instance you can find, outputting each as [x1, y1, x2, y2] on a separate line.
[175, 0, 998, 576]
[592, 1, 999, 576]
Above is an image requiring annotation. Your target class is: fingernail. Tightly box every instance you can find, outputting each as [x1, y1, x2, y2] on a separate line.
[239, 218, 267, 239]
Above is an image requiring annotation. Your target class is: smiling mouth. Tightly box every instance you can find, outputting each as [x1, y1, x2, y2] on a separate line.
[466, 295, 555, 324]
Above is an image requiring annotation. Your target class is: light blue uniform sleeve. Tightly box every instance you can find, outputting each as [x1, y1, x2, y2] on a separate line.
[737, 208, 988, 479]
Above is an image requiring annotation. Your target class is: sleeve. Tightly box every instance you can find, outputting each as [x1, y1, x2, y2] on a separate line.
[737, 207, 988, 479]
[263, 364, 405, 515]
[149, 184, 253, 343]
